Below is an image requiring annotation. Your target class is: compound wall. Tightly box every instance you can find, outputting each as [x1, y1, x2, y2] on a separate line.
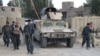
[71, 16, 100, 45]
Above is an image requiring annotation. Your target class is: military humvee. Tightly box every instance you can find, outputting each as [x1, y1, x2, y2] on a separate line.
[34, 7, 77, 48]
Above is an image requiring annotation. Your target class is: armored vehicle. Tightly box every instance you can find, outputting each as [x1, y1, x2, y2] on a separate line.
[34, 7, 77, 48]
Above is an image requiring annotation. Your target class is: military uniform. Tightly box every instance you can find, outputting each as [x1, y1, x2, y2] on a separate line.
[89, 22, 95, 48]
[82, 25, 91, 49]
[90, 33, 95, 47]
[10, 24, 15, 43]
[13, 25, 22, 50]
[2, 25, 11, 47]
[24, 24, 34, 54]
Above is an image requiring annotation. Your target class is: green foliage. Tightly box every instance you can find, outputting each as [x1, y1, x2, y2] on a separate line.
[24, 0, 35, 18]
[84, 0, 100, 16]
[90, 0, 100, 16]
[24, 0, 53, 18]
[14, 0, 53, 19]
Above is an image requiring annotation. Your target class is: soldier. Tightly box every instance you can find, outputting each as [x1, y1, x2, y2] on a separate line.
[2, 22, 11, 47]
[89, 22, 95, 48]
[24, 20, 34, 54]
[10, 21, 15, 43]
[82, 23, 91, 50]
[12, 22, 23, 50]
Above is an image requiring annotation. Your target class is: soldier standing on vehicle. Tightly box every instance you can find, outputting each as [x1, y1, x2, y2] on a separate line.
[24, 20, 34, 54]
[82, 23, 91, 50]
[89, 22, 95, 48]
[2, 22, 11, 47]
[12, 22, 23, 50]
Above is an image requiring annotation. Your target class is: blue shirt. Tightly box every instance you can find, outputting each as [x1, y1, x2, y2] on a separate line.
[82, 26, 91, 35]
[24, 24, 34, 35]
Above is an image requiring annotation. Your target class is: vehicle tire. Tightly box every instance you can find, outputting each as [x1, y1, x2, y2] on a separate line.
[69, 38, 74, 48]
[66, 38, 74, 48]
[40, 34, 47, 48]
[66, 38, 70, 47]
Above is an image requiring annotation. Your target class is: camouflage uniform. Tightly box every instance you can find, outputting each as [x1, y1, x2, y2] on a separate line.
[13, 25, 22, 50]
[90, 33, 95, 47]
[89, 22, 95, 47]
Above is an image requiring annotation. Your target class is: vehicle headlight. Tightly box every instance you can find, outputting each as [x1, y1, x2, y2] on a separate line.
[65, 33, 69, 37]
[70, 33, 75, 37]
[51, 34, 55, 37]
[43, 33, 50, 37]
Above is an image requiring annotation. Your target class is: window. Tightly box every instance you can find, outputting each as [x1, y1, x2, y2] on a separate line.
[77, 14, 83, 17]
[43, 22, 53, 27]
[76, 11, 83, 17]
[62, 12, 67, 18]
[56, 22, 66, 27]
[1, 7, 5, 11]
[11, 8, 15, 12]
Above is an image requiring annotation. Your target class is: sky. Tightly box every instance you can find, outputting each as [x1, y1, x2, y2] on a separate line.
[3, 0, 86, 9]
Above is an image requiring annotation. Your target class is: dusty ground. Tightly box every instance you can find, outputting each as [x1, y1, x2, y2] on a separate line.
[0, 38, 100, 56]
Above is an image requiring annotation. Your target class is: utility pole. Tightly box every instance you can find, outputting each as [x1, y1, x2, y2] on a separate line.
[17, 0, 20, 7]
[48, 0, 52, 7]
[30, 0, 40, 19]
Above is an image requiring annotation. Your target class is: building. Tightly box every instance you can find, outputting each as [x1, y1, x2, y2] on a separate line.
[0, 6, 25, 44]
[60, 2, 91, 20]
[62, 2, 74, 10]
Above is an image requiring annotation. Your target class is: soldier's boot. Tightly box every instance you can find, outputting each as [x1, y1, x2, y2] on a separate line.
[4, 39, 7, 45]
[31, 52, 33, 54]
[16, 46, 19, 50]
[6, 43, 9, 47]
[14, 46, 17, 50]
[92, 44, 95, 48]
[87, 47, 90, 50]
[4, 42, 6, 45]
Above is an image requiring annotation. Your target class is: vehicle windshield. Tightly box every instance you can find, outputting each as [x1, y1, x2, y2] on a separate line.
[56, 22, 66, 27]
[43, 22, 53, 27]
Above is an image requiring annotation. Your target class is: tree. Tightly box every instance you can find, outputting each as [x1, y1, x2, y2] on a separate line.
[24, 0, 35, 18]
[84, 0, 100, 16]
[90, 0, 100, 16]
[13, 0, 53, 19]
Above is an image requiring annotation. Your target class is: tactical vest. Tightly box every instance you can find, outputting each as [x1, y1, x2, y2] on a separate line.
[13, 26, 20, 34]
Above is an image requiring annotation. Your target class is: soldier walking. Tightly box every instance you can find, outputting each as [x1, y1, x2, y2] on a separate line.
[10, 21, 15, 43]
[24, 20, 34, 54]
[12, 22, 23, 50]
[2, 22, 11, 47]
[82, 23, 91, 50]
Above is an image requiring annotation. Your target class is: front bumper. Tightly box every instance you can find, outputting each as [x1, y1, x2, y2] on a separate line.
[42, 32, 77, 38]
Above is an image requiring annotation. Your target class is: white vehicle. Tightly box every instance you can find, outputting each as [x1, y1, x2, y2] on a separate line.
[34, 7, 77, 48]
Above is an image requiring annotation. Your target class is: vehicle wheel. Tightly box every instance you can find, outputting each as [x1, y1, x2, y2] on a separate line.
[40, 35, 47, 48]
[69, 38, 74, 48]
[66, 38, 74, 48]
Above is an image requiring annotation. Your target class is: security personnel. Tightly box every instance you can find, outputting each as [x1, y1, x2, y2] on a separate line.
[12, 22, 23, 50]
[82, 23, 91, 49]
[10, 21, 15, 43]
[24, 20, 34, 54]
[2, 22, 11, 47]
[89, 22, 95, 48]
